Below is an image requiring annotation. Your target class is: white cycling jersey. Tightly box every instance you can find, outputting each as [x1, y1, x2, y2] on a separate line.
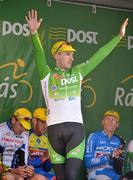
[0, 121, 29, 167]
[32, 33, 121, 126]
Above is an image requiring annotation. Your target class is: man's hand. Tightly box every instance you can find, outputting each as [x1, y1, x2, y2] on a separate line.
[25, 165, 34, 177]
[12, 166, 30, 178]
[119, 18, 128, 39]
[112, 148, 123, 158]
[25, 9, 43, 34]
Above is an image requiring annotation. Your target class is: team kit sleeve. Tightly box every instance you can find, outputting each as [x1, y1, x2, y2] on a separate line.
[73, 35, 121, 78]
[84, 133, 110, 168]
[31, 33, 50, 80]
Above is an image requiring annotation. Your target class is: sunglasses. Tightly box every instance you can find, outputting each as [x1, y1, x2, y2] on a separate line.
[15, 116, 32, 122]
[54, 41, 71, 54]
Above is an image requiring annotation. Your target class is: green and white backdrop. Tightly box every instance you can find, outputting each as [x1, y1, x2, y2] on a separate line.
[0, 0, 133, 178]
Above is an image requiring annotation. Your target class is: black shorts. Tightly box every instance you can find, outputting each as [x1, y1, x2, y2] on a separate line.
[47, 122, 85, 163]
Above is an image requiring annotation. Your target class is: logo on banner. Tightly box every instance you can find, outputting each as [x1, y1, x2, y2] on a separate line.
[114, 75, 133, 107]
[48, 26, 98, 44]
[0, 58, 32, 103]
[0, 21, 30, 36]
[128, 36, 133, 50]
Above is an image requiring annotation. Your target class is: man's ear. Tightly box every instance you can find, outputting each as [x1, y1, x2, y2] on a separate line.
[102, 119, 104, 126]
[53, 53, 58, 59]
[11, 116, 17, 124]
[32, 119, 37, 128]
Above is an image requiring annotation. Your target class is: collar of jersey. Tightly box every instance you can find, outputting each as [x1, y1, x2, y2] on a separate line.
[54, 67, 70, 75]
[7, 119, 12, 130]
[102, 130, 115, 140]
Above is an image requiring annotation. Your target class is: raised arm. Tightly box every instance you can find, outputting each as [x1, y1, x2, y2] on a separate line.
[73, 18, 128, 78]
[25, 9, 43, 35]
[119, 18, 128, 39]
[25, 9, 50, 79]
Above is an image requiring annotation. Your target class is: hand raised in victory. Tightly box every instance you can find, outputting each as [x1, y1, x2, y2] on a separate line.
[25, 9, 43, 34]
[119, 18, 128, 38]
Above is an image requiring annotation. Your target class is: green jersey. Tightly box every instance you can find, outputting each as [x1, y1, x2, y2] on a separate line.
[32, 33, 121, 126]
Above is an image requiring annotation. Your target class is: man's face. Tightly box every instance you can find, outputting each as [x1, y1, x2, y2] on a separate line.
[55, 51, 74, 70]
[102, 115, 119, 134]
[12, 117, 26, 135]
[35, 119, 47, 135]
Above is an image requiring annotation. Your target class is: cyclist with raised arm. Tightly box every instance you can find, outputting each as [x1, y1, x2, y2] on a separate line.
[25, 10, 128, 180]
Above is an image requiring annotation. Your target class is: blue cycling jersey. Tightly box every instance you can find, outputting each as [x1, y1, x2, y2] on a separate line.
[84, 131, 121, 180]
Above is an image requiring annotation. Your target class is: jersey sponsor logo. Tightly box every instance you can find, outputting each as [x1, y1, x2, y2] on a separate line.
[91, 158, 101, 164]
[68, 96, 76, 101]
[53, 73, 63, 79]
[70, 148, 81, 156]
[51, 85, 57, 91]
[61, 76, 78, 86]
[52, 154, 63, 161]
[96, 146, 114, 151]
[96, 152, 105, 157]
[110, 141, 118, 145]
[55, 98, 65, 101]
[30, 151, 44, 156]
[2, 136, 23, 144]
[99, 141, 106, 144]
[36, 138, 41, 144]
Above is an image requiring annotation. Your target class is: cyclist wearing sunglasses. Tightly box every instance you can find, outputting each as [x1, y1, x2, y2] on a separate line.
[0, 108, 34, 179]
[25, 9, 128, 180]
